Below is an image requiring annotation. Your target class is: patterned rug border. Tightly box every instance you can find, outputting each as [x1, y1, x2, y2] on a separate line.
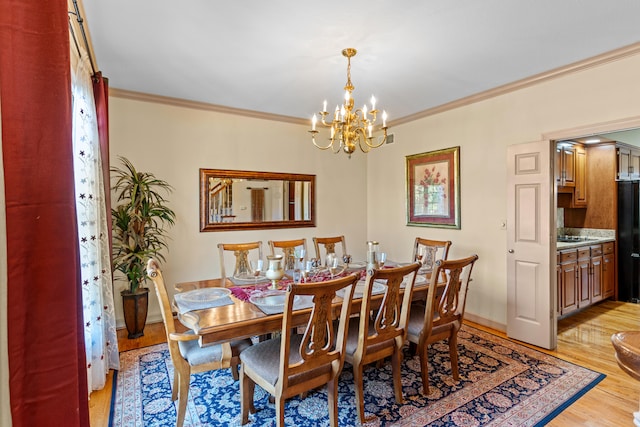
[109, 325, 605, 427]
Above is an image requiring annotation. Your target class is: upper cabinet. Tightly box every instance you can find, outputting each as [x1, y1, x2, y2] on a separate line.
[617, 144, 640, 180]
[557, 144, 576, 187]
[574, 145, 587, 207]
[557, 141, 587, 208]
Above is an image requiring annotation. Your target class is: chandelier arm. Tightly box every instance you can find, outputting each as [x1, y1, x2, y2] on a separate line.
[362, 129, 388, 149]
[310, 131, 335, 150]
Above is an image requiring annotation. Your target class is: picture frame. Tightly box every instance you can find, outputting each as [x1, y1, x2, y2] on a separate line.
[406, 146, 460, 229]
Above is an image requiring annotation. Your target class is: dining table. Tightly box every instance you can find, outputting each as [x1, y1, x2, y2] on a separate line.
[173, 262, 433, 347]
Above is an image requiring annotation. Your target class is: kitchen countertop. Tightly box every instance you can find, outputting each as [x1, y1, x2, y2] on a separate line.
[556, 236, 616, 250]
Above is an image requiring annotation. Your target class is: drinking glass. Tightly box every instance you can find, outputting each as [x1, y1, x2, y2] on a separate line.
[292, 268, 302, 284]
[302, 260, 313, 282]
[328, 254, 341, 278]
[326, 252, 336, 269]
[251, 259, 263, 284]
[378, 252, 387, 268]
[296, 248, 306, 264]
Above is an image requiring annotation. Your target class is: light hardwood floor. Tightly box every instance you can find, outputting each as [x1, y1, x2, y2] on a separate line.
[90, 300, 640, 426]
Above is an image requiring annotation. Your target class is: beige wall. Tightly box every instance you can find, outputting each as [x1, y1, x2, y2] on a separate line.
[109, 99, 369, 325]
[110, 51, 640, 330]
[366, 52, 640, 328]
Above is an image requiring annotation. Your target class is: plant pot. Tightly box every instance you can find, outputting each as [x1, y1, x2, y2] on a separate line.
[121, 288, 149, 339]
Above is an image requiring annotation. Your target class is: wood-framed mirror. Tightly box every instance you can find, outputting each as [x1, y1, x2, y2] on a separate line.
[200, 169, 316, 231]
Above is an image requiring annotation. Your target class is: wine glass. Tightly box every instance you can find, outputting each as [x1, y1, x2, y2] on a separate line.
[326, 252, 336, 269]
[378, 252, 387, 269]
[251, 259, 263, 284]
[302, 260, 313, 282]
[328, 254, 342, 278]
[296, 248, 306, 264]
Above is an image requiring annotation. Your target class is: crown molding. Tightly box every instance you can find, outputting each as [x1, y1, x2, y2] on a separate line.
[109, 88, 307, 125]
[391, 42, 640, 127]
[110, 42, 640, 128]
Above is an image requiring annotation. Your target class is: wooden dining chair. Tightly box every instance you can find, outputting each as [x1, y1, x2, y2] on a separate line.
[312, 235, 347, 265]
[268, 238, 308, 270]
[239, 273, 359, 427]
[405, 254, 479, 395]
[217, 241, 263, 285]
[342, 262, 421, 424]
[146, 259, 252, 427]
[412, 238, 452, 277]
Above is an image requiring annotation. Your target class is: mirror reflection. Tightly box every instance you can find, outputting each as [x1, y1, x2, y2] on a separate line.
[200, 169, 315, 231]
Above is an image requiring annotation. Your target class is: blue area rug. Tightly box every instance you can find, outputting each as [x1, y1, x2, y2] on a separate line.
[109, 325, 604, 426]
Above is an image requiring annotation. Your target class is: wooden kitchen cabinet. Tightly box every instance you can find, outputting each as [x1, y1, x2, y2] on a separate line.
[590, 244, 603, 303]
[557, 242, 614, 318]
[557, 144, 576, 187]
[577, 248, 591, 307]
[559, 249, 579, 316]
[617, 144, 640, 180]
[574, 145, 587, 206]
[602, 242, 615, 298]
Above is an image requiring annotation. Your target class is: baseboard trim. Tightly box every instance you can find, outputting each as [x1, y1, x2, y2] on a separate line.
[465, 313, 506, 334]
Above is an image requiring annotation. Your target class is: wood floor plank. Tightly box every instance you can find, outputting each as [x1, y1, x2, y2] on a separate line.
[89, 301, 640, 426]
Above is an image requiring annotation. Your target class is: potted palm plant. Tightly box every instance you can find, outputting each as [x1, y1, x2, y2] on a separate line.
[111, 156, 176, 338]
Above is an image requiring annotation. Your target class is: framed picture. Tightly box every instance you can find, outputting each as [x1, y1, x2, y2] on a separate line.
[406, 146, 460, 229]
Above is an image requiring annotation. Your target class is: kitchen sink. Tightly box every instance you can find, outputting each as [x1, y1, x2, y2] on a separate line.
[557, 236, 598, 243]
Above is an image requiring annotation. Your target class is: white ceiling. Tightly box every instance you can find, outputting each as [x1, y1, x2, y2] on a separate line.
[80, 0, 640, 123]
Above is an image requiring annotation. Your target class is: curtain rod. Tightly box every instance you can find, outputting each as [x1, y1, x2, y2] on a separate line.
[68, 0, 97, 76]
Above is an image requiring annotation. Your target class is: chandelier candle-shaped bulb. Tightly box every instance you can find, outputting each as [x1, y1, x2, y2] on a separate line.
[309, 48, 389, 157]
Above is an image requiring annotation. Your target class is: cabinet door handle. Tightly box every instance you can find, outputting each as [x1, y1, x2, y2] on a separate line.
[631, 253, 640, 258]
[508, 249, 514, 253]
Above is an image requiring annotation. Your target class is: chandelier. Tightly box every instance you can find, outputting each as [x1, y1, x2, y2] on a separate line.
[309, 48, 389, 158]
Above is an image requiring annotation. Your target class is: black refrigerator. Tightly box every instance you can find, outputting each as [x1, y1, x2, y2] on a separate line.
[618, 180, 640, 302]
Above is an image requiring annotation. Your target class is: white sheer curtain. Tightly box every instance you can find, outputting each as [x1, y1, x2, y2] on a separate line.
[71, 56, 119, 392]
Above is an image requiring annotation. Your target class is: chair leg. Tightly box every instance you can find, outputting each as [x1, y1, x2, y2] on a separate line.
[353, 364, 366, 424]
[449, 333, 460, 381]
[327, 378, 339, 427]
[418, 344, 430, 395]
[240, 365, 256, 425]
[391, 350, 405, 404]
[275, 396, 285, 427]
[171, 369, 179, 401]
[176, 368, 190, 427]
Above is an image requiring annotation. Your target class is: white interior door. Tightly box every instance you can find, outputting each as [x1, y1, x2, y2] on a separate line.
[507, 140, 556, 349]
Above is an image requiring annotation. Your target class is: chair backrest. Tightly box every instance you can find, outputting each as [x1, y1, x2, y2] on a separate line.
[356, 263, 421, 354]
[278, 273, 359, 388]
[412, 238, 452, 281]
[412, 238, 452, 269]
[422, 255, 479, 337]
[217, 241, 263, 284]
[312, 235, 347, 265]
[146, 259, 182, 362]
[268, 238, 308, 270]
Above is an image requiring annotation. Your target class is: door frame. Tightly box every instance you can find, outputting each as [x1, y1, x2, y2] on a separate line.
[540, 115, 640, 344]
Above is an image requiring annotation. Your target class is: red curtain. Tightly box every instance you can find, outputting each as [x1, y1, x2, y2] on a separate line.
[0, 0, 89, 425]
[93, 72, 112, 252]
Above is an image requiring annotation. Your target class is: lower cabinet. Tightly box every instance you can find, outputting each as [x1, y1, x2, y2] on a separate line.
[559, 249, 579, 316]
[557, 241, 615, 318]
[602, 242, 615, 298]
